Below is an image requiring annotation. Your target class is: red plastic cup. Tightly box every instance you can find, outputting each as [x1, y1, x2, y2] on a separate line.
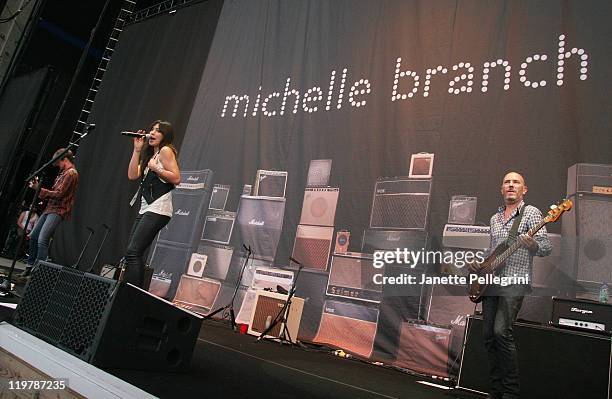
[239, 324, 248, 334]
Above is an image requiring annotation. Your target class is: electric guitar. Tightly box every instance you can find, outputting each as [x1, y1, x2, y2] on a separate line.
[467, 199, 572, 303]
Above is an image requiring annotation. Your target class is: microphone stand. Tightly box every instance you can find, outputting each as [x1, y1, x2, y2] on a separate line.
[0, 124, 95, 297]
[256, 257, 304, 345]
[204, 244, 252, 331]
[73, 226, 95, 270]
[88, 224, 111, 274]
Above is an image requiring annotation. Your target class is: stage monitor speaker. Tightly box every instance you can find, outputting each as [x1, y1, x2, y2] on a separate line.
[187, 253, 207, 278]
[158, 169, 213, 246]
[299, 187, 339, 227]
[201, 210, 236, 245]
[567, 163, 612, 196]
[334, 230, 350, 254]
[173, 275, 222, 315]
[313, 299, 379, 359]
[306, 159, 332, 187]
[254, 170, 287, 198]
[11, 261, 202, 372]
[197, 243, 233, 281]
[209, 184, 230, 210]
[394, 321, 451, 378]
[291, 224, 334, 271]
[457, 316, 612, 399]
[236, 195, 286, 261]
[148, 241, 192, 300]
[361, 229, 427, 254]
[561, 192, 612, 285]
[327, 252, 381, 303]
[369, 177, 432, 230]
[248, 291, 304, 343]
[448, 196, 477, 225]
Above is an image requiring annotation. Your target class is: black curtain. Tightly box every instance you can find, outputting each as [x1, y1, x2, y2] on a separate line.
[52, 0, 224, 267]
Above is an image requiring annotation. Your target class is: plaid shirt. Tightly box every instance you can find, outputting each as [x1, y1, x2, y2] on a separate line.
[40, 168, 79, 220]
[488, 201, 552, 281]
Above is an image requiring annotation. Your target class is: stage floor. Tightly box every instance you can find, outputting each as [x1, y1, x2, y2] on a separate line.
[107, 319, 478, 399]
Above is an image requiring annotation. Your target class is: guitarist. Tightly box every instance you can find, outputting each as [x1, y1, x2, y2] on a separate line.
[478, 172, 552, 399]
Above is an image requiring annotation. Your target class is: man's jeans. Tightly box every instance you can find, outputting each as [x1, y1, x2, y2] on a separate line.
[481, 284, 528, 399]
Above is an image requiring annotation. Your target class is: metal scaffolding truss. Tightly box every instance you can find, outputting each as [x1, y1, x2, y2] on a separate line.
[126, 0, 203, 25]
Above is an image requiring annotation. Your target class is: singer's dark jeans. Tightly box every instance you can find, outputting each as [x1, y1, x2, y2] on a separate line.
[124, 212, 170, 288]
[481, 284, 527, 399]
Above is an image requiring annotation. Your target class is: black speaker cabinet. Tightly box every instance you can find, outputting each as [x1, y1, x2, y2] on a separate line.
[12, 261, 203, 372]
[369, 177, 432, 230]
[457, 315, 612, 399]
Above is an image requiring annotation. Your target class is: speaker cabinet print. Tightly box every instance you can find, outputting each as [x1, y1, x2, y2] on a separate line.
[361, 229, 428, 254]
[236, 195, 286, 261]
[201, 210, 236, 245]
[447, 195, 477, 225]
[334, 230, 350, 253]
[248, 291, 304, 343]
[306, 159, 332, 187]
[209, 184, 230, 211]
[394, 321, 451, 378]
[196, 243, 234, 281]
[173, 275, 222, 315]
[326, 252, 382, 303]
[369, 177, 432, 230]
[299, 187, 339, 227]
[187, 253, 208, 278]
[314, 299, 379, 359]
[253, 170, 288, 198]
[157, 169, 213, 246]
[291, 224, 334, 271]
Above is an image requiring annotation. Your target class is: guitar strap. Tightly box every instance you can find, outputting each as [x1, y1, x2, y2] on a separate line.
[506, 204, 525, 243]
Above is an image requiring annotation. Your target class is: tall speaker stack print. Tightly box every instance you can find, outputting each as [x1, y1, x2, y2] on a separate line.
[561, 163, 612, 289]
[148, 169, 214, 299]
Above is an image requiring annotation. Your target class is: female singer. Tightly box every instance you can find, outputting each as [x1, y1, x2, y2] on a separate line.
[125, 120, 180, 288]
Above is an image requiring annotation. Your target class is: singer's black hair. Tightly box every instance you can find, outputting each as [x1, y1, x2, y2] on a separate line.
[139, 120, 178, 171]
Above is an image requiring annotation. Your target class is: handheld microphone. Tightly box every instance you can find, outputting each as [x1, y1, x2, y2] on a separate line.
[289, 256, 301, 265]
[121, 131, 151, 139]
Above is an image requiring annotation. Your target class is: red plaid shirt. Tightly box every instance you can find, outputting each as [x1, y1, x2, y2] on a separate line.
[40, 167, 79, 219]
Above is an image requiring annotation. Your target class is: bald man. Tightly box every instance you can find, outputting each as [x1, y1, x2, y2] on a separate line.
[481, 172, 552, 399]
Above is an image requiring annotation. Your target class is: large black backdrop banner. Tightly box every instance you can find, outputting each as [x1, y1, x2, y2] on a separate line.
[180, 0, 611, 259]
[52, 0, 224, 267]
[175, 0, 611, 374]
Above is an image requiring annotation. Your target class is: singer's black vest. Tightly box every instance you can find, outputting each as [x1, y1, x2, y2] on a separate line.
[140, 167, 174, 204]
